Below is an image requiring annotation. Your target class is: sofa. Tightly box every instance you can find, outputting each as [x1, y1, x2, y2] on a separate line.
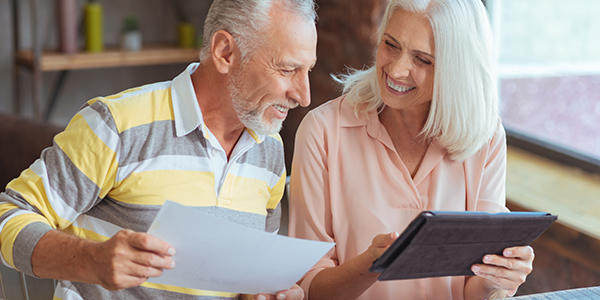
[0, 113, 63, 300]
[0, 113, 64, 190]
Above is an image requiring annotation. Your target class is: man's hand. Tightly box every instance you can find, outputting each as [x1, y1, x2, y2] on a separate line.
[470, 246, 534, 297]
[87, 229, 176, 290]
[240, 284, 304, 300]
[32, 229, 175, 291]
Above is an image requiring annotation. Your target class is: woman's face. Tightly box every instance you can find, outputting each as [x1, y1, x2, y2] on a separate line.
[376, 9, 435, 114]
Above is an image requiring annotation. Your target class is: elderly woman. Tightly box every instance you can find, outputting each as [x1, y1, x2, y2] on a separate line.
[288, 0, 534, 299]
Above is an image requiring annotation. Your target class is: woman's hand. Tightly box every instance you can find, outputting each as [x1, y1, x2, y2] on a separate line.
[365, 232, 400, 267]
[304, 232, 400, 300]
[470, 246, 534, 297]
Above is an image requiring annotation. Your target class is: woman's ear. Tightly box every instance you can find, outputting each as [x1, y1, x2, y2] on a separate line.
[210, 30, 239, 74]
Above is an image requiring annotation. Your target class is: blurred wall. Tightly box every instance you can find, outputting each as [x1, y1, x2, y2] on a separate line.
[282, 0, 387, 170]
[0, 0, 387, 171]
[0, 0, 11, 114]
[0, 0, 212, 124]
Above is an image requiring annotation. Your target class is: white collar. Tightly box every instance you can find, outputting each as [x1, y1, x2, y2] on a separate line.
[170, 63, 265, 143]
[171, 63, 204, 137]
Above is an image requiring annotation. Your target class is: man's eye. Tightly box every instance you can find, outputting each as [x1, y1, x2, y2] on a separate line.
[281, 69, 294, 74]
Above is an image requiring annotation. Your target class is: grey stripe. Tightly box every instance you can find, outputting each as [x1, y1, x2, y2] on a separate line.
[265, 202, 282, 233]
[42, 145, 103, 215]
[60, 280, 237, 300]
[87, 198, 267, 232]
[0, 189, 45, 216]
[119, 121, 208, 166]
[237, 136, 285, 179]
[13, 222, 53, 277]
[78, 102, 90, 111]
[193, 128, 208, 148]
[88, 101, 119, 135]
[85, 197, 161, 233]
[194, 206, 266, 231]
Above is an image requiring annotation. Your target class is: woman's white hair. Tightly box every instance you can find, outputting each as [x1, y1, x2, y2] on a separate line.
[199, 0, 317, 63]
[336, 0, 499, 162]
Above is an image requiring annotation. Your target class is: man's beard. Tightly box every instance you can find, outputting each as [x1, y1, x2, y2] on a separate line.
[228, 72, 294, 136]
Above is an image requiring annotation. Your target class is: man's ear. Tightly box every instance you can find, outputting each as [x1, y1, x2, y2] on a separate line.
[211, 30, 239, 74]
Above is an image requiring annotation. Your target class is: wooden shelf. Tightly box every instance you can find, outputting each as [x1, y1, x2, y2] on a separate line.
[15, 45, 200, 71]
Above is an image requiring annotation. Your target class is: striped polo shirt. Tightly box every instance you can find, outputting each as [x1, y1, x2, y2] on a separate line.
[0, 63, 286, 299]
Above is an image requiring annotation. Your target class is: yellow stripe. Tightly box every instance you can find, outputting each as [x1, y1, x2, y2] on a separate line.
[0, 213, 50, 268]
[202, 124, 210, 139]
[112, 171, 216, 206]
[141, 282, 237, 297]
[218, 174, 271, 215]
[267, 174, 286, 210]
[62, 225, 110, 242]
[56, 114, 118, 199]
[246, 128, 262, 143]
[103, 86, 144, 101]
[6, 170, 70, 228]
[101, 88, 174, 132]
[268, 132, 283, 144]
[0, 203, 19, 218]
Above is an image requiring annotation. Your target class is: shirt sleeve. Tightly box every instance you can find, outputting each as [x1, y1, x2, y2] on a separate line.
[0, 99, 120, 276]
[473, 123, 509, 213]
[288, 110, 338, 296]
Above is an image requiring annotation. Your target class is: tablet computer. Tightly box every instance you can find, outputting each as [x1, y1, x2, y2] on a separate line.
[369, 211, 557, 281]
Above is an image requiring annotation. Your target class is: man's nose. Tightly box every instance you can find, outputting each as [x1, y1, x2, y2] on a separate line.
[289, 73, 311, 108]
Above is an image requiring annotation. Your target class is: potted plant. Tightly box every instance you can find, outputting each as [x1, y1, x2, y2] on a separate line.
[121, 15, 142, 51]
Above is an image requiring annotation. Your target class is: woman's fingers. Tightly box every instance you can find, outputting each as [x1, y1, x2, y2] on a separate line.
[371, 232, 399, 248]
[367, 232, 399, 260]
[471, 246, 535, 294]
[503, 246, 535, 260]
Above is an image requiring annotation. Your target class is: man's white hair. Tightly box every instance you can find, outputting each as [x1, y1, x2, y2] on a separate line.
[335, 0, 499, 162]
[199, 0, 317, 63]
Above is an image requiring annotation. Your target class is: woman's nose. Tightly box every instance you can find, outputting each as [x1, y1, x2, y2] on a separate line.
[388, 55, 411, 79]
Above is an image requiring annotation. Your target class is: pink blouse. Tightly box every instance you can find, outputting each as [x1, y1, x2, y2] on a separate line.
[289, 96, 508, 300]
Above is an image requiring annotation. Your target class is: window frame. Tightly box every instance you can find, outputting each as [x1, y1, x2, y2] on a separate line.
[506, 128, 600, 175]
[484, 0, 600, 175]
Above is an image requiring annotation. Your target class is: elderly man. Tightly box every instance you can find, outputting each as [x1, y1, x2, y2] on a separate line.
[0, 0, 317, 299]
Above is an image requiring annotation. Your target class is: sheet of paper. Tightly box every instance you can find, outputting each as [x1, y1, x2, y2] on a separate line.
[146, 200, 334, 295]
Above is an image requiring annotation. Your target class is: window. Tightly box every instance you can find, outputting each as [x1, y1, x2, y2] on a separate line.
[486, 0, 600, 172]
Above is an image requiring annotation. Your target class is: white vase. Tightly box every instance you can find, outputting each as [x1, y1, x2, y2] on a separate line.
[122, 31, 142, 51]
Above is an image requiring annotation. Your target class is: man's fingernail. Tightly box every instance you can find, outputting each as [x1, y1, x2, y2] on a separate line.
[257, 295, 267, 300]
[168, 248, 176, 256]
[277, 293, 287, 300]
[170, 260, 176, 269]
[472, 265, 480, 272]
[504, 250, 512, 256]
[483, 256, 492, 263]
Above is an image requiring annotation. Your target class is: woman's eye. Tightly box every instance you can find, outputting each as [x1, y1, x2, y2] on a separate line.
[281, 69, 294, 74]
[385, 40, 396, 49]
[416, 57, 432, 65]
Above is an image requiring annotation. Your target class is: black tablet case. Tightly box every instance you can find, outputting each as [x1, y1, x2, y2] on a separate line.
[369, 211, 557, 281]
